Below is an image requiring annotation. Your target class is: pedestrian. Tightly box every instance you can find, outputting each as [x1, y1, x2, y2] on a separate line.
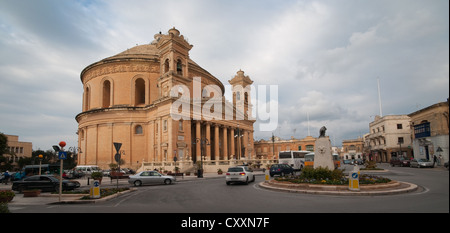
[433, 155, 437, 167]
[3, 171, 10, 185]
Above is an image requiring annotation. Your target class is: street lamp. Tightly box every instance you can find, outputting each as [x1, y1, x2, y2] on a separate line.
[235, 124, 244, 161]
[38, 154, 43, 175]
[193, 138, 210, 178]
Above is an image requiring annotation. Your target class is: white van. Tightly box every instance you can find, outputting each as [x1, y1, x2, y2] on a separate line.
[75, 165, 101, 176]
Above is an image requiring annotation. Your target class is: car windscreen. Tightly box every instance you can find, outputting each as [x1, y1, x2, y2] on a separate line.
[227, 167, 243, 172]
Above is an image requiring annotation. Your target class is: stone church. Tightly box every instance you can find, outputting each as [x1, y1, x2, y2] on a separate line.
[76, 28, 255, 171]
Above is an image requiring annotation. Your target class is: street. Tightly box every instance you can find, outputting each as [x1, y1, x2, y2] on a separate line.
[8, 164, 448, 213]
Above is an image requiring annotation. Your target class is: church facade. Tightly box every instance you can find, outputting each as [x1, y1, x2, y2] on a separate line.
[75, 28, 255, 171]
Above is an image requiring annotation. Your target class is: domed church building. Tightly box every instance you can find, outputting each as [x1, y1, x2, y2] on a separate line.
[76, 28, 255, 171]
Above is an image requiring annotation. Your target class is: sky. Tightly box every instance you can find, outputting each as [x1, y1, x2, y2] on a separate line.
[0, 0, 448, 150]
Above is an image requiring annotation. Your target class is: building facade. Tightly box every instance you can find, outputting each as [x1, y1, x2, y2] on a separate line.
[2, 134, 32, 162]
[341, 137, 364, 160]
[365, 115, 412, 162]
[76, 28, 255, 171]
[254, 136, 316, 160]
[408, 101, 449, 164]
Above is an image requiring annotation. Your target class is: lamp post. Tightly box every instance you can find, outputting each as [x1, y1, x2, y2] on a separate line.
[235, 124, 244, 161]
[193, 138, 210, 178]
[38, 154, 43, 175]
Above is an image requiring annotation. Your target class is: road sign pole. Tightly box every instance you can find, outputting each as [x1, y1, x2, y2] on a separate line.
[113, 142, 122, 190]
[58, 141, 66, 202]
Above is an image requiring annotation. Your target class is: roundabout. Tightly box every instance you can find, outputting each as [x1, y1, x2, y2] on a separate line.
[258, 179, 418, 196]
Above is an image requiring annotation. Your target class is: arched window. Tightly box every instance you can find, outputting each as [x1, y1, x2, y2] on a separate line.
[135, 78, 145, 105]
[164, 59, 170, 73]
[135, 125, 143, 135]
[84, 87, 90, 111]
[102, 80, 111, 108]
[176, 59, 183, 75]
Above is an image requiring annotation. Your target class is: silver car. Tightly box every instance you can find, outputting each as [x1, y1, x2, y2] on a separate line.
[410, 159, 434, 168]
[128, 171, 175, 186]
[226, 166, 255, 185]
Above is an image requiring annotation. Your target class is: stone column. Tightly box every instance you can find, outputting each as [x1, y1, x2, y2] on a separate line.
[214, 124, 220, 160]
[206, 123, 211, 160]
[243, 130, 248, 159]
[223, 126, 228, 160]
[196, 121, 201, 161]
[230, 127, 235, 159]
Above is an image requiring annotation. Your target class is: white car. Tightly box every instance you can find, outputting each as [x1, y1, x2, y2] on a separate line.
[128, 171, 175, 186]
[225, 166, 255, 185]
[410, 159, 434, 168]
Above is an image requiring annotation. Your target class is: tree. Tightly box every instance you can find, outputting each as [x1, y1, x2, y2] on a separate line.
[0, 133, 7, 157]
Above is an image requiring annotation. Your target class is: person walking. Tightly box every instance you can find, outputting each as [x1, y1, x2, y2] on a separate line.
[3, 171, 10, 185]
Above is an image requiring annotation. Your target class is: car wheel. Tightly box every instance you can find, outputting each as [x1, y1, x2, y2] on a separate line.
[134, 180, 142, 186]
[164, 179, 172, 185]
[226, 181, 231, 185]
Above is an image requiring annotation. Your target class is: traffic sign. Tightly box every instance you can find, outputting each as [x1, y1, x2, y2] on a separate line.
[113, 142, 122, 153]
[114, 153, 121, 163]
[58, 151, 67, 160]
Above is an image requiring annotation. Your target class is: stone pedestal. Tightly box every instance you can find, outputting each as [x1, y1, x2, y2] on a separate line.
[314, 137, 334, 170]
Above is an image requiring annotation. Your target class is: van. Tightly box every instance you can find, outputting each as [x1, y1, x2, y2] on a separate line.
[278, 151, 310, 171]
[74, 165, 101, 176]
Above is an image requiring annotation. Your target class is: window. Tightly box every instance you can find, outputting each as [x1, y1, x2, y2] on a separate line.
[398, 137, 404, 144]
[135, 78, 145, 105]
[306, 145, 314, 151]
[102, 80, 111, 108]
[178, 120, 183, 131]
[397, 124, 403, 129]
[84, 87, 90, 110]
[176, 59, 183, 75]
[164, 59, 170, 73]
[163, 120, 167, 131]
[135, 125, 143, 135]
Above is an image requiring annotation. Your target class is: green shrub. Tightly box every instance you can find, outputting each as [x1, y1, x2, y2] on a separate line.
[0, 202, 9, 213]
[300, 166, 338, 180]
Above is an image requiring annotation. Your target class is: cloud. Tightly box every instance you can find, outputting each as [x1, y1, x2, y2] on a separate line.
[0, 0, 448, 150]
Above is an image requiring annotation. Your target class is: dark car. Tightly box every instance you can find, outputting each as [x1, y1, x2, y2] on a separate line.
[390, 157, 410, 167]
[270, 164, 294, 177]
[12, 175, 80, 193]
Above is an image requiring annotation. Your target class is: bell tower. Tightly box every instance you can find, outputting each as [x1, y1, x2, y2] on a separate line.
[229, 70, 253, 120]
[155, 27, 193, 98]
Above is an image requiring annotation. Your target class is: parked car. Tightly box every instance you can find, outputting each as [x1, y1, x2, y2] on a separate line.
[12, 175, 80, 193]
[444, 161, 449, 170]
[65, 169, 83, 179]
[343, 159, 353, 165]
[354, 159, 364, 165]
[410, 159, 434, 168]
[128, 171, 175, 186]
[226, 166, 255, 185]
[269, 164, 294, 177]
[390, 157, 410, 167]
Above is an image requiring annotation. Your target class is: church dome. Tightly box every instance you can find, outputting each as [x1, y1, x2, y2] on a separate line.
[105, 44, 159, 61]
